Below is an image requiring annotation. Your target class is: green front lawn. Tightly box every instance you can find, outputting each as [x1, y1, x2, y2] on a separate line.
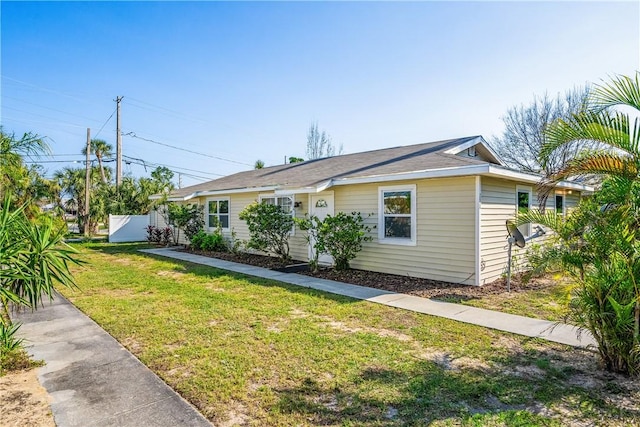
[61, 243, 639, 426]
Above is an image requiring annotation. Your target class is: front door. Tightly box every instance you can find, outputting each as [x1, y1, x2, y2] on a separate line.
[309, 193, 334, 265]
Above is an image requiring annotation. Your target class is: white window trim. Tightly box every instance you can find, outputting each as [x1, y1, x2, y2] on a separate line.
[516, 185, 532, 237]
[258, 193, 296, 236]
[554, 192, 566, 216]
[205, 197, 231, 231]
[378, 184, 417, 246]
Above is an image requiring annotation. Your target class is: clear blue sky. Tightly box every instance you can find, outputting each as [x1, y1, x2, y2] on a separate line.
[2, 1, 639, 187]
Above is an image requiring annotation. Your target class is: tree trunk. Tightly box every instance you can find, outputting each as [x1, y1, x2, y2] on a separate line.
[97, 155, 107, 184]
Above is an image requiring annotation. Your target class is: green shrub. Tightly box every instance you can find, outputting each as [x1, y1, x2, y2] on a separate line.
[239, 202, 293, 262]
[201, 233, 227, 252]
[190, 230, 227, 252]
[298, 212, 372, 271]
[190, 230, 207, 250]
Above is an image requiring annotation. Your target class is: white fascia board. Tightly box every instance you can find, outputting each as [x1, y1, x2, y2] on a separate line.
[319, 163, 593, 193]
[443, 136, 506, 166]
[274, 187, 318, 195]
[485, 166, 594, 192]
[443, 136, 484, 155]
[159, 185, 280, 202]
[330, 164, 490, 186]
[197, 186, 279, 197]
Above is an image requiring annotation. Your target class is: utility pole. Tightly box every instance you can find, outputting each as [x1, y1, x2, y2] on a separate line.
[84, 128, 91, 237]
[178, 173, 182, 189]
[115, 96, 123, 186]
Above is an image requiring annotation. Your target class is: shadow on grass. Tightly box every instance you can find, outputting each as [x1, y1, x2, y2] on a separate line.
[80, 242, 363, 305]
[271, 349, 637, 426]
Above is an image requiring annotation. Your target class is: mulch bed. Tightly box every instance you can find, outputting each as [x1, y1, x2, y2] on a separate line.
[182, 248, 550, 301]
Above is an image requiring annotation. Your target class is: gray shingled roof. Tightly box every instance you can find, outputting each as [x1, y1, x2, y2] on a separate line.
[165, 136, 496, 199]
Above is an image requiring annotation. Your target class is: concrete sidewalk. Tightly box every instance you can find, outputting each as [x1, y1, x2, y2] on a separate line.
[142, 247, 596, 349]
[14, 296, 212, 427]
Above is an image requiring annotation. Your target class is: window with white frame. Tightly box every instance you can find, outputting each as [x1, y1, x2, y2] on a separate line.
[555, 193, 565, 217]
[516, 186, 531, 237]
[259, 194, 295, 232]
[378, 185, 416, 245]
[206, 198, 230, 230]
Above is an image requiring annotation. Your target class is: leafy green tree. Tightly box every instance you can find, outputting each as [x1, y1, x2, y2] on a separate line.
[54, 166, 104, 234]
[526, 72, 640, 376]
[254, 159, 265, 169]
[239, 202, 294, 262]
[0, 128, 58, 216]
[288, 157, 304, 164]
[81, 139, 113, 184]
[158, 203, 204, 245]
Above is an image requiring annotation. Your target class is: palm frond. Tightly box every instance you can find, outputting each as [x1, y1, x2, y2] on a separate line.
[592, 72, 640, 113]
[548, 152, 638, 183]
[541, 110, 638, 171]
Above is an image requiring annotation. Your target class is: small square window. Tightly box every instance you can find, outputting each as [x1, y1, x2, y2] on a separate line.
[207, 198, 230, 230]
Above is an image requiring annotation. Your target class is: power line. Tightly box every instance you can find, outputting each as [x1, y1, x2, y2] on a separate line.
[1, 75, 97, 106]
[2, 95, 105, 124]
[122, 155, 223, 177]
[122, 131, 252, 167]
[94, 107, 117, 139]
[122, 156, 224, 181]
[124, 97, 208, 124]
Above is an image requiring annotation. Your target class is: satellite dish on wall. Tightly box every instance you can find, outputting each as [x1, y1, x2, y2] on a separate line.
[506, 220, 526, 248]
[504, 220, 546, 292]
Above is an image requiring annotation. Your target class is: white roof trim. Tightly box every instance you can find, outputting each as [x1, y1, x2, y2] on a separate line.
[324, 163, 593, 192]
[443, 136, 506, 166]
[157, 185, 280, 202]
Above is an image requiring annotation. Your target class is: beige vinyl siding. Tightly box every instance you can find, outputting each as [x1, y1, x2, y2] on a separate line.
[479, 178, 559, 284]
[334, 177, 477, 285]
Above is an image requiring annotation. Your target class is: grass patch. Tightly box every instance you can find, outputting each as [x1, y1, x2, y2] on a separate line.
[60, 243, 639, 426]
[461, 274, 575, 321]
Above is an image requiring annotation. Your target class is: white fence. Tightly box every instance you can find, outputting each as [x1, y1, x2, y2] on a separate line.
[108, 214, 150, 243]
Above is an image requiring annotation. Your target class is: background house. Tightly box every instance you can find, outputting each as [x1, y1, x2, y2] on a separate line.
[150, 136, 591, 286]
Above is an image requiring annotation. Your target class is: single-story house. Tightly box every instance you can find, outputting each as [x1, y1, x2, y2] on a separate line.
[150, 135, 592, 286]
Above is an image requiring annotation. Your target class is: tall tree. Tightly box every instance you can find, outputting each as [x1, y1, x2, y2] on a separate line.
[54, 166, 103, 234]
[81, 138, 113, 184]
[0, 128, 57, 215]
[492, 87, 590, 174]
[532, 72, 640, 376]
[306, 122, 343, 160]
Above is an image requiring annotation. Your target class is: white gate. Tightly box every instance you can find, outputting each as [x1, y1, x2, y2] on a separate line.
[108, 215, 150, 243]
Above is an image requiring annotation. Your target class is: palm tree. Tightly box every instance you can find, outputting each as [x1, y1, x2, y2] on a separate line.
[534, 72, 640, 376]
[82, 139, 113, 184]
[54, 166, 102, 234]
[540, 72, 640, 187]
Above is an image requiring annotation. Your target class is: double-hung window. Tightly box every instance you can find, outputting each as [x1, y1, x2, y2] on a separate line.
[207, 198, 230, 230]
[378, 185, 416, 245]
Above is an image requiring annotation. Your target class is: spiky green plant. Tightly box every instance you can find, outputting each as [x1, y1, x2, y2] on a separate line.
[522, 72, 640, 375]
[0, 195, 80, 337]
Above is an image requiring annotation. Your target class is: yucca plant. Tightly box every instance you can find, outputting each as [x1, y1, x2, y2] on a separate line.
[0, 195, 80, 360]
[0, 322, 24, 353]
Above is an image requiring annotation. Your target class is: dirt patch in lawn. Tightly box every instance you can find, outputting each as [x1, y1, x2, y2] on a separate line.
[183, 249, 552, 301]
[0, 369, 54, 427]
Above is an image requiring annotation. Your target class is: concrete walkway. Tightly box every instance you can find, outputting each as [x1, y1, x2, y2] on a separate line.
[14, 296, 212, 427]
[142, 247, 596, 349]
